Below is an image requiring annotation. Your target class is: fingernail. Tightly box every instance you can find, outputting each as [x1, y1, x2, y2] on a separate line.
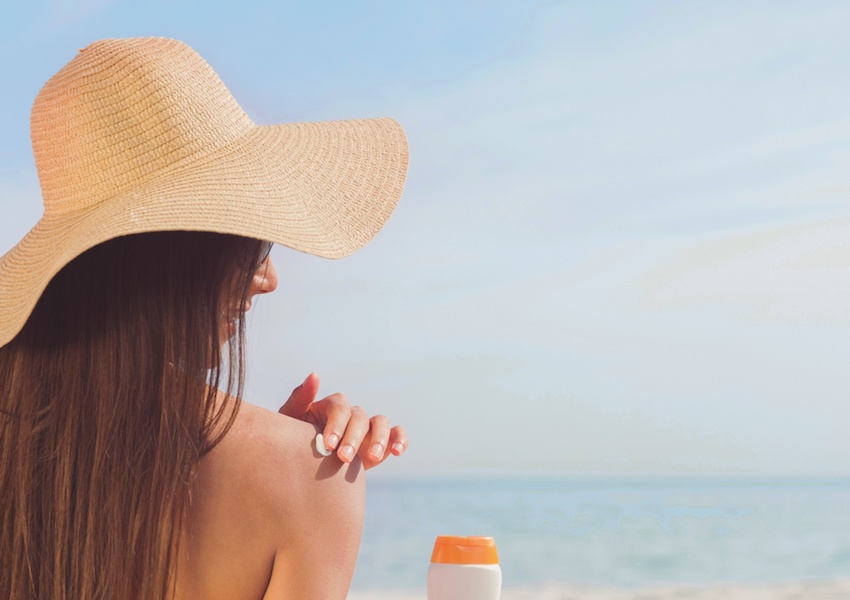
[369, 443, 384, 459]
[392, 443, 405, 455]
[339, 444, 355, 461]
[326, 433, 340, 449]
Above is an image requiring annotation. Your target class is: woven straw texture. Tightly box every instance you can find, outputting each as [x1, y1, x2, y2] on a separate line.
[0, 37, 408, 347]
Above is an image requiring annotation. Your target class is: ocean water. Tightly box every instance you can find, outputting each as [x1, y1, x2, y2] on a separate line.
[350, 476, 850, 592]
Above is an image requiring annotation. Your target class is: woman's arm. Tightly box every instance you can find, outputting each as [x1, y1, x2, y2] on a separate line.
[261, 444, 365, 599]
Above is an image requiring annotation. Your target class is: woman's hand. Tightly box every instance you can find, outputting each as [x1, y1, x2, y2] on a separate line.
[277, 372, 408, 470]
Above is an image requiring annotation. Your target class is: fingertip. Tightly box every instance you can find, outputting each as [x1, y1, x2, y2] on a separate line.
[338, 444, 356, 463]
[325, 432, 340, 450]
[389, 426, 408, 456]
[369, 443, 385, 461]
[314, 434, 333, 457]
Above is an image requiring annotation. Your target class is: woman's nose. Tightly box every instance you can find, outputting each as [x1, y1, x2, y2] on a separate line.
[252, 257, 278, 295]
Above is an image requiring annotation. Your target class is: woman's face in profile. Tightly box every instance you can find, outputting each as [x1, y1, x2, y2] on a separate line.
[221, 250, 278, 342]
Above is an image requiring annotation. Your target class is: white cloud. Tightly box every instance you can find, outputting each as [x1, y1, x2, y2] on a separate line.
[46, 0, 119, 28]
[637, 217, 850, 323]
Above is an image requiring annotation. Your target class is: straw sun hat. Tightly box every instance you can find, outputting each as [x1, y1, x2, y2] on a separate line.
[0, 37, 409, 347]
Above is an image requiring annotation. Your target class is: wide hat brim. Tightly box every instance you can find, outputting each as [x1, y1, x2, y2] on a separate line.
[0, 117, 408, 347]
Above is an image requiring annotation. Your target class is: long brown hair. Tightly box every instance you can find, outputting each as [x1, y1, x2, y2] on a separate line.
[0, 231, 266, 599]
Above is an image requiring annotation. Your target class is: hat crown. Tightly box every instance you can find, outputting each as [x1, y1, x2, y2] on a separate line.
[31, 37, 254, 216]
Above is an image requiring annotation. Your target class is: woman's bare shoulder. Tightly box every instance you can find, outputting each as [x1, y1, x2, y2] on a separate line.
[215, 401, 326, 488]
[200, 400, 366, 542]
[177, 401, 365, 600]
[218, 401, 365, 516]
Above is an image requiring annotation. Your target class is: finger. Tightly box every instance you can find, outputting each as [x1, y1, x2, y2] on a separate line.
[317, 393, 352, 452]
[363, 423, 407, 470]
[278, 372, 320, 418]
[362, 414, 391, 463]
[388, 425, 408, 457]
[336, 405, 370, 463]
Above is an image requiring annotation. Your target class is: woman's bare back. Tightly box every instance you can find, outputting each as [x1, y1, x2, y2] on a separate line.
[175, 402, 365, 600]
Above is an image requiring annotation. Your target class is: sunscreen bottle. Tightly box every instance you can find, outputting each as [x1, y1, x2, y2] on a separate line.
[427, 535, 501, 600]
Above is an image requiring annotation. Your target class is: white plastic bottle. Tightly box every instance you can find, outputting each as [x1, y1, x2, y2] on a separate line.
[427, 535, 502, 600]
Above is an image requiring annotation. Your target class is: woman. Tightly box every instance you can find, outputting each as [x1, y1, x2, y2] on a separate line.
[0, 37, 409, 599]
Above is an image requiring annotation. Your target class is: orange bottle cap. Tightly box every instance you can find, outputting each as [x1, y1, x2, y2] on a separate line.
[430, 535, 500, 565]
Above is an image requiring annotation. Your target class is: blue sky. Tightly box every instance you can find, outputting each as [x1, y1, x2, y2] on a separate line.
[3, 1, 850, 477]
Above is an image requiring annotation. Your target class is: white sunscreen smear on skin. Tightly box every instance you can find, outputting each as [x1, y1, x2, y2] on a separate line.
[314, 433, 333, 457]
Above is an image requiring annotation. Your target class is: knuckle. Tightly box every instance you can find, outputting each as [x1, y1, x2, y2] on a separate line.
[371, 414, 390, 429]
[327, 398, 349, 413]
